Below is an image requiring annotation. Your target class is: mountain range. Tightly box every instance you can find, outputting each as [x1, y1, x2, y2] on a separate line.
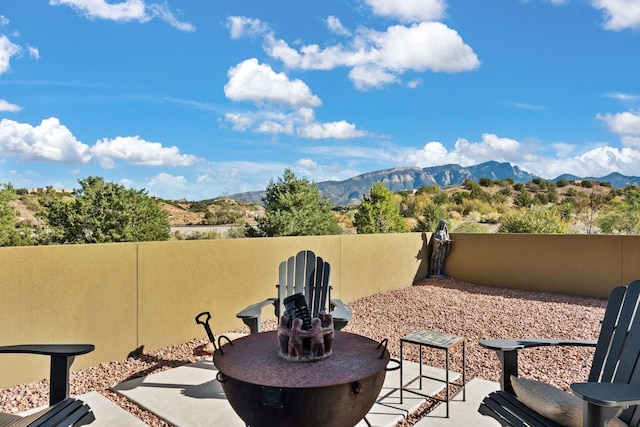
[228, 161, 640, 206]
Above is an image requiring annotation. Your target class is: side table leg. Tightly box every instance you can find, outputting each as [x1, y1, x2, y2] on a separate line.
[463, 341, 466, 401]
[445, 348, 449, 418]
[400, 340, 403, 404]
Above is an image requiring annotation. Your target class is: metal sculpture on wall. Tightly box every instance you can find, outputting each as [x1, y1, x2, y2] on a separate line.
[429, 219, 452, 278]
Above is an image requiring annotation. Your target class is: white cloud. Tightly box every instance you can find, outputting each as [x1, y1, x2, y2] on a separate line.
[604, 92, 640, 101]
[596, 110, 640, 147]
[591, 0, 640, 30]
[49, 0, 194, 31]
[224, 58, 322, 108]
[298, 121, 369, 139]
[325, 16, 351, 36]
[0, 35, 22, 75]
[0, 99, 22, 112]
[227, 16, 270, 39]
[27, 45, 40, 59]
[263, 21, 480, 91]
[0, 117, 92, 163]
[0, 16, 9, 27]
[365, 0, 447, 22]
[223, 105, 368, 139]
[90, 135, 201, 168]
[406, 134, 533, 167]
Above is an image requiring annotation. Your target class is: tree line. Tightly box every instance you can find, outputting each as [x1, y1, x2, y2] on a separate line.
[2, 169, 640, 247]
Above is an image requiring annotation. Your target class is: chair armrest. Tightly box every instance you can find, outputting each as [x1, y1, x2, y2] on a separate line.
[572, 383, 640, 407]
[0, 344, 94, 406]
[236, 298, 277, 334]
[329, 299, 352, 330]
[479, 339, 597, 394]
[571, 383, 640, 426]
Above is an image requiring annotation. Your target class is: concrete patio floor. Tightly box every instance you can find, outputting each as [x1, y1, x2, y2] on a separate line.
[110, 355, 501, 427]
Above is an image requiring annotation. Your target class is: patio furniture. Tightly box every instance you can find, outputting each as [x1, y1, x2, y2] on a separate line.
[236, 250, 352, 334]
[400, 330, 466, 417]
[478, 279, 640, 427]
[0, 344, 95, 426]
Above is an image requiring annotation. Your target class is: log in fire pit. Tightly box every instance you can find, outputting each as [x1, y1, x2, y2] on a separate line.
[214, 330, 390, 427]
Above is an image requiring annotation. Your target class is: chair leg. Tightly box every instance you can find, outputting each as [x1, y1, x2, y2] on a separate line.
[583, 402, 623, 427]
[49, 355, 74, 405]
[242, 318, 261, 334]
[496, 350, 518, 395]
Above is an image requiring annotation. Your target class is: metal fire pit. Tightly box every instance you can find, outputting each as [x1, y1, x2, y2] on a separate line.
[214, 330, 390, 427]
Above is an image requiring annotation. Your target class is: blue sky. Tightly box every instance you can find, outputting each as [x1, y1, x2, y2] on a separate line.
[1, 0, 639, 200]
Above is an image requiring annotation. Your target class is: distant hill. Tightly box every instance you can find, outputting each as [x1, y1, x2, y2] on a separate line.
[228, 161, 640, 206]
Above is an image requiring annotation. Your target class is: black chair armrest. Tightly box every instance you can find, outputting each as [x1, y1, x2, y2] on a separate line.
[571, 382, 640, 426]
[0, 344, 94, 406]
[236, 298, 277, 334]
[479, 339, 597, 394]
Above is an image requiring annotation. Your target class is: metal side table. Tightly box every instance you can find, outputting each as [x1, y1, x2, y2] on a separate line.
[400, 330, 466, 417]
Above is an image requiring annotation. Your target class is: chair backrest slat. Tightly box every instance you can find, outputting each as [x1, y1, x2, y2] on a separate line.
[589, 284, 631, 381]
[277, 250, 329, 321]
[597, 281, 640, 382]
[588, 279, 640, 426]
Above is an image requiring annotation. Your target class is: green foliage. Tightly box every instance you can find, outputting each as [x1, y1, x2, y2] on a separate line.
[184, 230, 221, 240]
[354, 182, 408, 234]
[225, 226, 247, 239]
[513, 189, 534, 208]
[204, 210, 242, 225]
[451, 221, 490, 233]
[189, 201, 209, 213]
[252, 169, 340, 237]
[0, 184, 35, 246]
[478, 177, 495, 187]
[556, 179, 569, 187]
[597, 185, 640, 234]
[413, 203, 447, 232]
[499, 206, 572, 233]
[43, 176, 170, 244]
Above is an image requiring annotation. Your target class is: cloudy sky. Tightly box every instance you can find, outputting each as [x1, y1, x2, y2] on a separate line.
[1, 0, 639, 199]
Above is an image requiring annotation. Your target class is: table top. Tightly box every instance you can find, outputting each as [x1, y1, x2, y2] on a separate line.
[214, 330, 390, 388]
[401, 330, 464, 349]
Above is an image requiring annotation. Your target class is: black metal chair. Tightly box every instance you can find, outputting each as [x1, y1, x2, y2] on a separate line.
[478, 279, 640, 427]
[236, 250, 352, 334]
[0, 344, 95, 426]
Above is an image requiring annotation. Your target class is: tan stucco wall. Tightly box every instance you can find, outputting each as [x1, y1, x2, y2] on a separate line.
[0, 244, 138, 387]
[2, 232, 640, 389]
[444, 233, 640, 299]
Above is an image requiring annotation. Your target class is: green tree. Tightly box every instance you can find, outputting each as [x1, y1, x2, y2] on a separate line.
[354, 182, 408, 234]
[0, 184, 37, 247]
[499, 206, 572, 233]
[251, 169, 340, 237]
[413, 203, 447, 232]
[44, 176, 170, 244]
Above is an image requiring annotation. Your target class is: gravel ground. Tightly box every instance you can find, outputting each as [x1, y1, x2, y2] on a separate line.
[0, 278, 607, 426]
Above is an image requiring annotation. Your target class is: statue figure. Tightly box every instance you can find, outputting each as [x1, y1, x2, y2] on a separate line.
[429, 219, 452, 277]
[309, 318, 325, 358]
[277, 313, 291, 354]
[288, 318, 306, 358]
[320, 313, 334, 353]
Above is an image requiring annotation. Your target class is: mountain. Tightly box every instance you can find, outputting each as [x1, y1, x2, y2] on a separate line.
[228, 161, 640, 206]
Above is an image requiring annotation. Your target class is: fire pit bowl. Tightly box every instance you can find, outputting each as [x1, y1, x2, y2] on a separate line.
[214, 330, 390, 427]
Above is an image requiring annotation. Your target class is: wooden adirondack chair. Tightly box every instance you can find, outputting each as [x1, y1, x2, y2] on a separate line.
[236, 250, 352, 334]
[478, 279, 640, 427]
[0, 344, 95, 426]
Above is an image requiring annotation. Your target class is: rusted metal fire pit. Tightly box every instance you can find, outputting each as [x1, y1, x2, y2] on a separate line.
[214, 330, 390, 427]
